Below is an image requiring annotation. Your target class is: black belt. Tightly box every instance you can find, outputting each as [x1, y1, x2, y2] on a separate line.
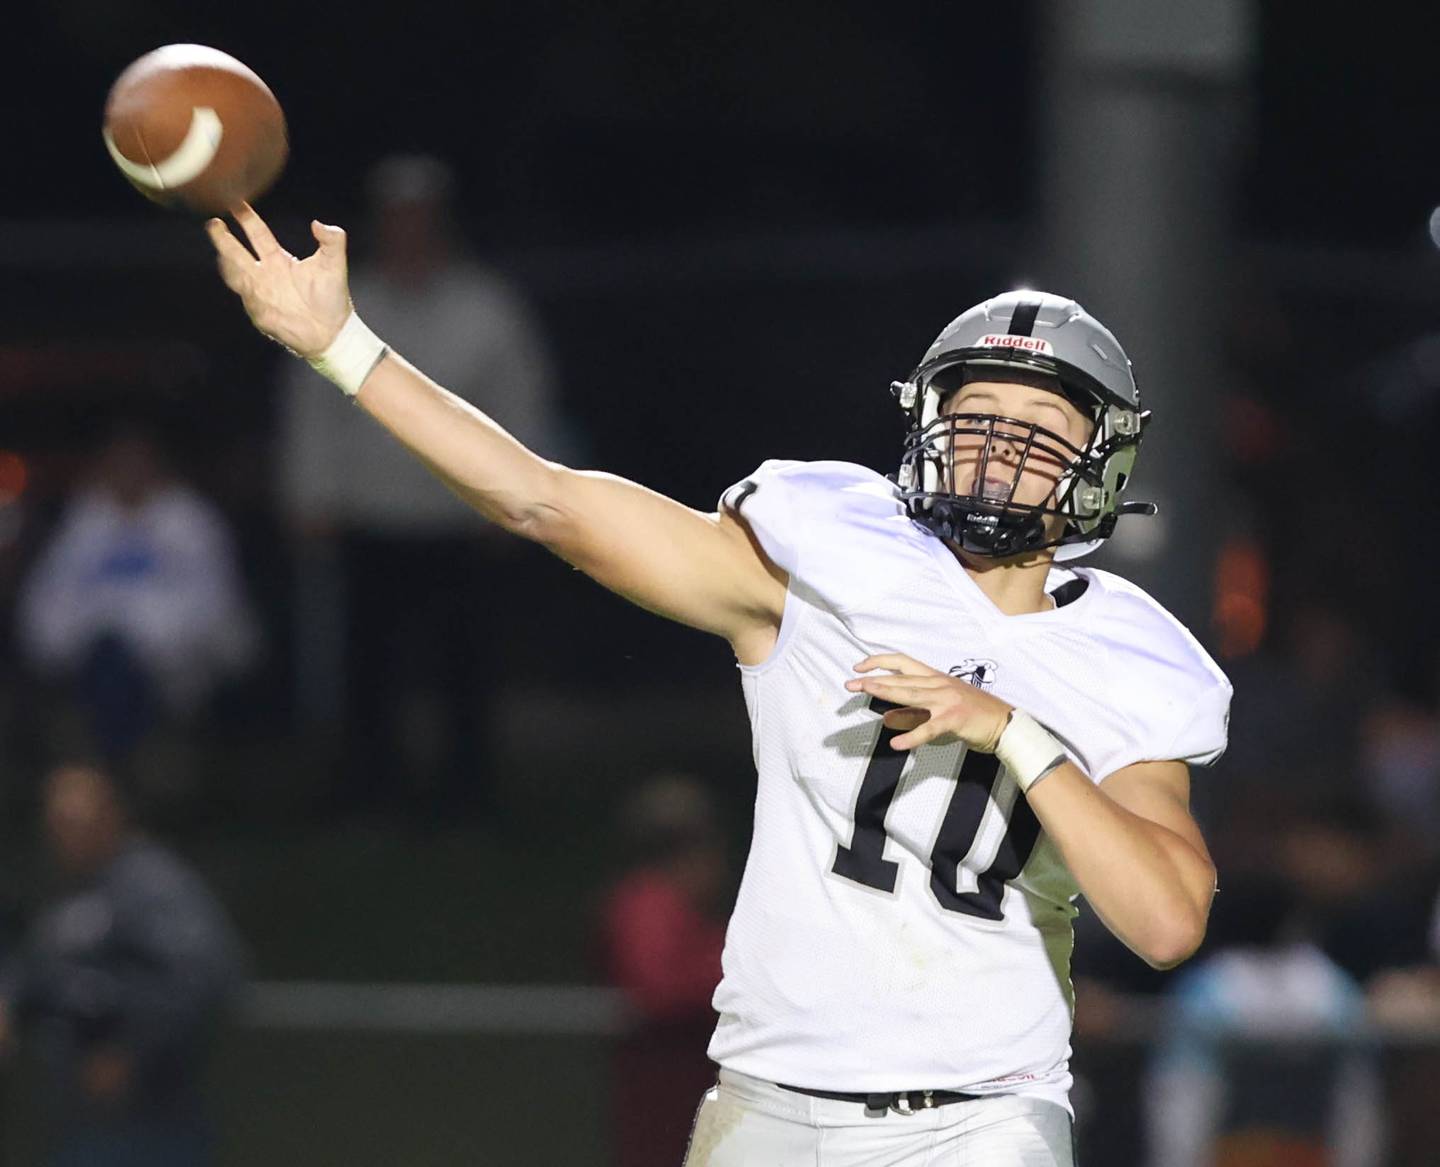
[778, 1083, 982, 1114]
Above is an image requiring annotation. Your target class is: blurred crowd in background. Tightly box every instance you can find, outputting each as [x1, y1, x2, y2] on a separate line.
[4, 2, 1440, 1164]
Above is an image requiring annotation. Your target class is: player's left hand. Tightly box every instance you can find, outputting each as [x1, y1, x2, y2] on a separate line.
[846, 653, 1013, 752]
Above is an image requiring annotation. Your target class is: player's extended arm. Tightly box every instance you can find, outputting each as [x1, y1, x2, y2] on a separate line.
[205, 206, 785, 649]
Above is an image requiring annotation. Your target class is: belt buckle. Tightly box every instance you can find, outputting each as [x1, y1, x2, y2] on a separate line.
[889, 1090, 935, 1115]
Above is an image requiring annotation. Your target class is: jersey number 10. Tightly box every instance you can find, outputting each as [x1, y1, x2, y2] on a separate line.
[832, 701, 1042, 921]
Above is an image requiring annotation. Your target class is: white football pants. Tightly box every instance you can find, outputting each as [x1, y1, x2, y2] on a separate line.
[683, 1069, 1074, 1167]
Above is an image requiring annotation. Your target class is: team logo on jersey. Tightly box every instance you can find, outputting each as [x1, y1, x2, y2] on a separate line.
[949, 658, 999, 689]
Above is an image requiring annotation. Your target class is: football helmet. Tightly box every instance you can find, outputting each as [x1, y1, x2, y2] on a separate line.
[891, 290, 1154, 559]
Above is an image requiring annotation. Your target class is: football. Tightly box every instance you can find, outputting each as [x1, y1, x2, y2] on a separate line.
[102, 44, 287, 215]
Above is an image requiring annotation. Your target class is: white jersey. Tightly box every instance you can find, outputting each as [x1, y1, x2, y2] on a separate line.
[707, 460, 1231, 1112]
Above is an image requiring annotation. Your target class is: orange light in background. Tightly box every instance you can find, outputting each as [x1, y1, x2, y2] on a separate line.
[1213, 535, 1269, 660]
[0, 451, 30, 506]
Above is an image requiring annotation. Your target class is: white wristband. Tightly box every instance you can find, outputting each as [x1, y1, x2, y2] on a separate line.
[994, 711, 1067, 794]
[308, 311, 388, 397]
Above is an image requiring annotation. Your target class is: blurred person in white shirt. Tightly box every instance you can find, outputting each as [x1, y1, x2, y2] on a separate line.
[16, 423, 259, 779]
[278, 154, 566, 823]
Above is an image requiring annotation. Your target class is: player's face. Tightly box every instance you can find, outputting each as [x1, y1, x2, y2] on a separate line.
[940, 379, 1094, 511]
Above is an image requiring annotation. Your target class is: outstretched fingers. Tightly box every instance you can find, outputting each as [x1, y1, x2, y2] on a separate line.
[853, 653, 943, 677]
[232, 201, 285, 260]
[310, 219, 346, 250]
[846, 674, 948, 704]
[206, 217, 256, 291]
[308, 220, 350, 275]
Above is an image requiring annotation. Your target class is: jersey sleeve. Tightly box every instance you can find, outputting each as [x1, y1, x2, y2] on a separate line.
[1163, 678, 1232, 767]
[719, 459, 811, 575]
[1085, 572, 1234, 779]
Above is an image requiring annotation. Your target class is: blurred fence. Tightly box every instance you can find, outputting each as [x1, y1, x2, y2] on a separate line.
[0, 984, 625, 1167]
[9, 981, 1440, 1167]
[224, 983, 625, 1166]
[229, 983, 1440, 1167]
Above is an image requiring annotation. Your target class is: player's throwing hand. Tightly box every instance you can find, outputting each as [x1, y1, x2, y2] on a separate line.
[846, 652, 1014, 752]
[205, 203, 351, 359]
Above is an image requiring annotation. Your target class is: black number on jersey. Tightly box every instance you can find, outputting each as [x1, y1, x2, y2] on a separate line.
[830, 714, 908, 893]
[831, 699, 1043, 921]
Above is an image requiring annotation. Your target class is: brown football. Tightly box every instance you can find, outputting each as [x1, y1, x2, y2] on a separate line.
[103, 44, 287, 215]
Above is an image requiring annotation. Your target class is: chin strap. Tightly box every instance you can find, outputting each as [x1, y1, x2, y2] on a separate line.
[908, 495, 1052, 559]
[957, 510, 1048, 557]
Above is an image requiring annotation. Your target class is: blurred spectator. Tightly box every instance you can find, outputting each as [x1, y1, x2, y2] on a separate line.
[1144, 875, 1383, 1167]
[0, 763, 247, 1166]
[1366, 872, 1440, 1167]
[597, 775, 728, 1167]
[1278, 798, 1435, 985]
[1360, 696, 1440, 860]
[279, 153, 566, 823]
[1210, 601, 1376, 831]
[15, 423, 260, 794]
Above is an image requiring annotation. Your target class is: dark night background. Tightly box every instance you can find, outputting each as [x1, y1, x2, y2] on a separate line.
[3, 4, 1437, 240]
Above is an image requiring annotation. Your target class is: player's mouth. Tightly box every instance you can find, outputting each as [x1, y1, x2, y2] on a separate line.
[973, 476, 1015, 502]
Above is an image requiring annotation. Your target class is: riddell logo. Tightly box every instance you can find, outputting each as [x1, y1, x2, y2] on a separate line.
[978, 334, 1053, 355]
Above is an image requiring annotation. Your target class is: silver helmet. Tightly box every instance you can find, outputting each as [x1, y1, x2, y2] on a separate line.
[891, 290, 1153, 559]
